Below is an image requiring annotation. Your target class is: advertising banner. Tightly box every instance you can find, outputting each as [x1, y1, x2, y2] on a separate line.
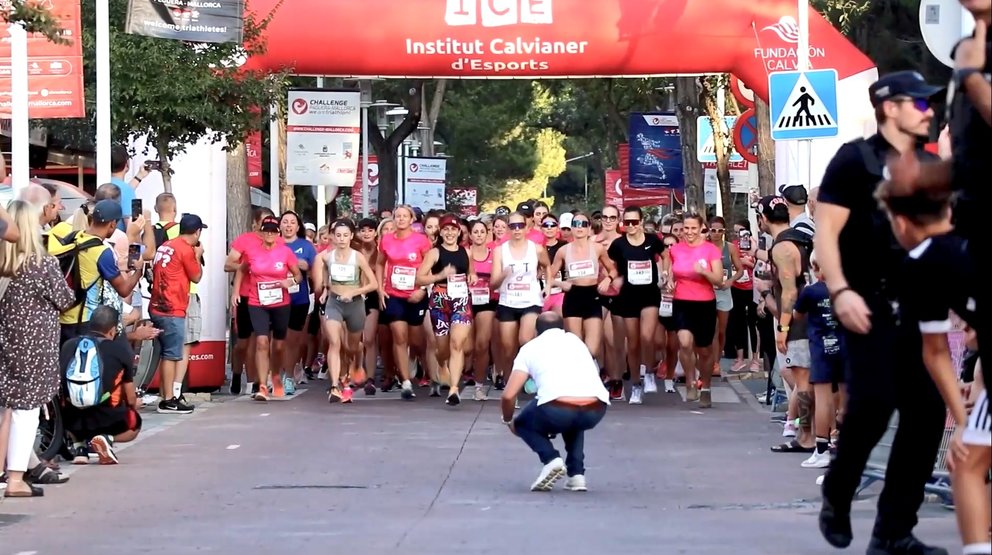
[244, 0, 875, 102]
[286, 89, 361, 187]
[612, 145, 670, 208]
[702, 161, 754, 195]
[125, 0, 245, 44]
[448, 187, 478, 217]
[245, 131, 262, 187]
[403, 157, 447, 212]
[0, 0, 85, 119]
[627, 113, 683, 190]
[350, 155, 379, 215]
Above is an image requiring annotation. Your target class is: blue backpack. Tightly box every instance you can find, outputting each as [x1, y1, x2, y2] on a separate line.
[65, 337, 106, 408]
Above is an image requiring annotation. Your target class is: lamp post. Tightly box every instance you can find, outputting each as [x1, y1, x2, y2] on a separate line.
[565, 152, 595, 200]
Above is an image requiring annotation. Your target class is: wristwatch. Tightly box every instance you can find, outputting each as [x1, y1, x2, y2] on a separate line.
[777, 324, 790, 333]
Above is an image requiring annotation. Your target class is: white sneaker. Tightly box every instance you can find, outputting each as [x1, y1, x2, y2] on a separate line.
[815, 474, 826, 486]
[644, 373, 658, 393]
[639, 364, 647, 378]
[629, 385, 644, 405]
[801, 450, 831, 469]
[564, 474, 587, 492]
[530, 457, 565, 491]
[664, 379, 676, 393]
[317, 369, 328, 380]
[782, 422, 797, 438]
[474, 385, 486, 401]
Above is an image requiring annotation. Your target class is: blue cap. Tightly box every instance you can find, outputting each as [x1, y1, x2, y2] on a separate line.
[179, 213, 208, 234]
[91, 199, 123, 223]
[869, 71, 943, 107]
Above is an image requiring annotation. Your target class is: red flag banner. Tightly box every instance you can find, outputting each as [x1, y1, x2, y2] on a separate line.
[246, 131, 263, 187]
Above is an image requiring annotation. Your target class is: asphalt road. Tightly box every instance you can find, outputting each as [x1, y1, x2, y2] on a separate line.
[0, 381, 960, 555]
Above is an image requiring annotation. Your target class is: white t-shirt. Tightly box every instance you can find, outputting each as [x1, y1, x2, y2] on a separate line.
[511, 328, 610, 406]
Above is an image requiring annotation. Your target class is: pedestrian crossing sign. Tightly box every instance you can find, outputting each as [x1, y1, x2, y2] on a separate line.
[768, 69, 839, 141]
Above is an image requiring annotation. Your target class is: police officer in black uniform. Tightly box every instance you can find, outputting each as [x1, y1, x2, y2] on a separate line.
[813, 71, 948, 555]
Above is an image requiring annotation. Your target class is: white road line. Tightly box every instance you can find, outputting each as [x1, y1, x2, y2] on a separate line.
[226, 444, 240, 450]
[260, 413, 270, 417]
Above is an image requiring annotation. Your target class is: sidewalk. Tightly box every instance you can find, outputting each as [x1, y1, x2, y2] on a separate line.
[1, 382, 959, 555]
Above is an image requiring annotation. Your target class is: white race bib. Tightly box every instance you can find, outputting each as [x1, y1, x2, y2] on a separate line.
[627, 260, 652, 285]
[568, 260, 595, 279]
[507, 281, 531, 301]
[659, 293, 674, 318]
[390, 266, 416, 291]
[471, 286, 491, 305]
[331, 263, 356, 282]
[447, 274, 468, 299]
[288, 282, 301, 295]
[549, 272, 563, 295]
[258, 281, 284, 306]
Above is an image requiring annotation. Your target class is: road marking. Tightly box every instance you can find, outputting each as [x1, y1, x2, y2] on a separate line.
[260, 413, 270, 417]
[690, 411, 704, 415]
[226, 444, 240, 450]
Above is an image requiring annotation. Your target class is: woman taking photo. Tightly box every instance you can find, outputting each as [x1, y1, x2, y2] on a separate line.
[280, 211, 317, 395]
[467, 220, 496, 401]
[232, 216, 303, 402]
[662, 213, 724, 409]
[313, 220, 378, 403]
[375, 205, 432, 400]
[490, 212, 551, 390]
[417, 214, 474, 406]
[0, 201, 74, 497]
[547, 211, 616, 357]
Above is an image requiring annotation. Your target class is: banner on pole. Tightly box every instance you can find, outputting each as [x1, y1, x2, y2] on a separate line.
[403, 157, 447, 212]
[246, 131, 263, 187]
[448, 187, 478, 217]
[350, 155, 379, 215]
[0, 0, 85, 119]
[614, 144, 671, 207]
[285, 89, 361, 187]
[125, 0, 245, 44]
[627, 113, 683, 190]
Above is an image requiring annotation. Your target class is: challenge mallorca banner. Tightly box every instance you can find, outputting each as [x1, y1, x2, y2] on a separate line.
[350, 155, 379, 215]
[125, 0, 245, 44]
[627, 113, 683, 190]
[286, 89, 361, 187]
[404, 157, 447, 212]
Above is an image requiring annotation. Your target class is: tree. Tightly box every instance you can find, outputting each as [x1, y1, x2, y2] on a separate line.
[43, 0, 289, 193]
[674, 76, 704, 212]
[368, 81, 424, 211]
[2, 0, 67, 43]
[700, 75, 737, 219]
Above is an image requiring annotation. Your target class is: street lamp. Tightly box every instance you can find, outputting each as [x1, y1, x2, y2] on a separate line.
[565, 152, 595, 200]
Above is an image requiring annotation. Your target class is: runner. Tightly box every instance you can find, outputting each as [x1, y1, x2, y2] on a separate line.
[312, 219, 378, 403]
[375, 206, 432, 400]
[468, 220, 496, 401]
[541, 213, 565, 316]
[491, 211, 551, 390]
[417, 214, 474, 406]
[231, 216, 302, 401]
[707, 216, 743, 375]
[356, 218, 381, 395]
[595, 205, 625, 400]
[280, 211, 317, 395]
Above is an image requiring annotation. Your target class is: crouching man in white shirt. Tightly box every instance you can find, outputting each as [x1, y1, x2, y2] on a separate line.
[501, 312, 610, 492]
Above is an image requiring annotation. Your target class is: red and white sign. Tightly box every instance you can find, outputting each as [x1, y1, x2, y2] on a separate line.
[448, 187, 478, 216]
[244, 0, 874, 102]
[0, 0, 85, 119]
[245, 131, 263, 187]
[285, 89, 361, 187]
[404, 156, 447, 211]
[350, 155, 380, 215]
[702, 161, 754, 195]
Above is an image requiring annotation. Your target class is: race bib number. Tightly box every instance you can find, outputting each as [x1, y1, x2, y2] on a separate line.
[568, 260, 595, 279]
[507, 281, 531, 301]
[627, 260, 652, 285]
[659, 293, 674, 318]
[471, 286, 491, 305]
[331, 263, 356, 282]
[823, 334, 841, 356]
[549, 272, 563, 295]
[390, 266, 416, 291]
[258, 281, 284, 306]
[288, 281, 301, 295]
[447, 274, 468, 299]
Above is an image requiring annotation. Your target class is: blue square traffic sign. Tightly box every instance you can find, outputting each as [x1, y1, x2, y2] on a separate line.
[768, 69, 839, 141]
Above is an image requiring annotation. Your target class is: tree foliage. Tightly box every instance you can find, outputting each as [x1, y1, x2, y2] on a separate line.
[2, 0, 67, 43]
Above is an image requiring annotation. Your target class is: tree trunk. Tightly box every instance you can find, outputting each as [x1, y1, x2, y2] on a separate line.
[755, 98, 776, 196]
[226, 143, 251, 248]
[370, 81, 425, 211]
[276, 109, 294, 212]
[675, 76, 704, 212]
[424, 79, 447, 157]
[155, 135, 174, 193]
[702, 76, 733, 219]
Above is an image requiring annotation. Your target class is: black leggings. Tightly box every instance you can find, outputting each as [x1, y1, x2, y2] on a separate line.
[728, 287, 758, 358]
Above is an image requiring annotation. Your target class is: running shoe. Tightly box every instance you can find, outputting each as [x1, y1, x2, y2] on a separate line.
[474, 385, 486, 401]
[629, 385, 643, 405]
[363, 381, 377, 396]
[564, 475, 587, 492]
[401, 380, 416, 401]
[230, 373, 242, 396]
[530, 458, 565, 492]
[446, 391, 461, 406]
[89, 435, 118, 465]
[643, 373, 658, 394]
[494, 375, 506, 391]
[283, 375, 296, 396]
[271, 376, 285, 398]
[340, 387, 354, 404]
[255, 385, 270, 402]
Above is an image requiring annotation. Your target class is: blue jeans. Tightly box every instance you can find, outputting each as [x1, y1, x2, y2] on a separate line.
[150, 315, 186, 361]
[513, 399, 607, 476]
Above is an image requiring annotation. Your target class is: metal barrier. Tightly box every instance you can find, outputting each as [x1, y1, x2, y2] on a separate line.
[856, 410, 955, 505]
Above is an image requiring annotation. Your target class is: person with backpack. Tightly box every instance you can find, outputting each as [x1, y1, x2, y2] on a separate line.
[60, 306, 142, 466]
[814, 71, 948, 555]
[0, 200, 74, 497]
[48, 200, 143, 344]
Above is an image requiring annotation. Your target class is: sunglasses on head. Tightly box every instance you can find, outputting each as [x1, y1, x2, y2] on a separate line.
[508, 222, 526, 231]
[623, 219, 641, 226]
[572, 219, 590, 228]
[541, 221, 558, 228]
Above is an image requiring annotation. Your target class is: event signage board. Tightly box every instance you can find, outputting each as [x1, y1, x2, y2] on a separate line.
[125, 0, 245, 44]
[627, 113, 683, 190]
[404, 157, 447, 211]
[285, 89, 362, 187]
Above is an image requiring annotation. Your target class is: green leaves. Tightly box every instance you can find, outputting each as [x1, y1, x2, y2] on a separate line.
[2, 0, 68, 44]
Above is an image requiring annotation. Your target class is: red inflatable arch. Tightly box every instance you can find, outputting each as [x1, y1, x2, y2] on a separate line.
[245, 0, 875, 101]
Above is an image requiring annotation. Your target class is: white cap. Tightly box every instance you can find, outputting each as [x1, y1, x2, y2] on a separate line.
[559, 212, 574, 229]
[304, 223, 317, 232]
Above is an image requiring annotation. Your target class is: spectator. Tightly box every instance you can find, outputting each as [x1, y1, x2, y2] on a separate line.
[61, 306, 143, 465]
[109, 145, 151, 231]
[17, 183, 61, 228]
[0, 202, 17, 243]
[0, 200, 74, 497]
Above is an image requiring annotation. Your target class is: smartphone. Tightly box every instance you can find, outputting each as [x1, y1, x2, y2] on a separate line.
[739, 230, 752, 251]
[127, 243, 142, 271]
[131, 199, 142, 221]
[145, 160, 162, 171]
